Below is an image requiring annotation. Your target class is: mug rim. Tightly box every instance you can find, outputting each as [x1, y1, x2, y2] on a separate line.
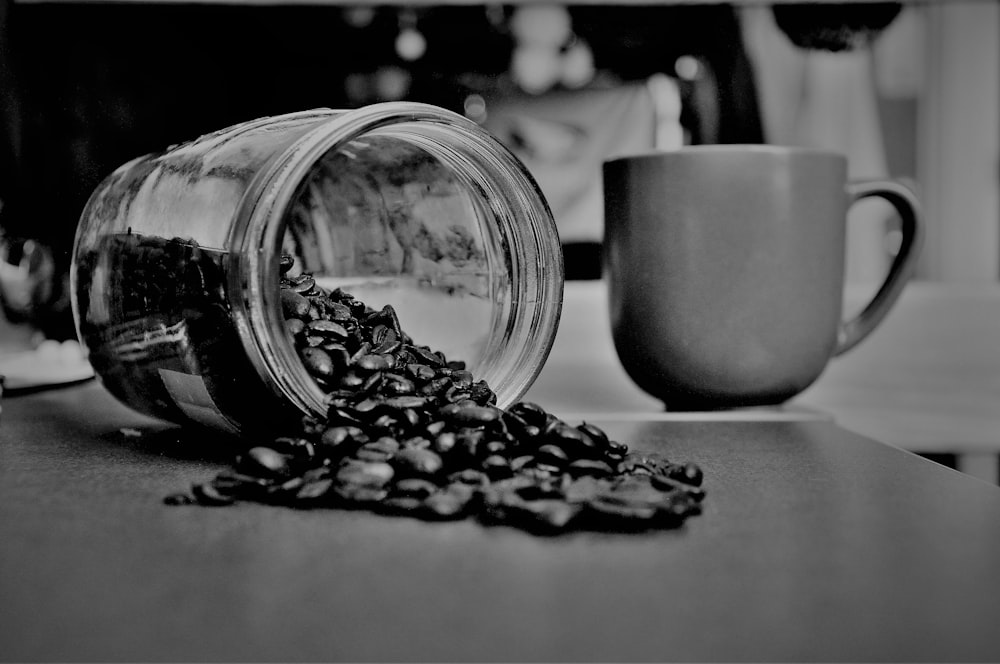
[604, 144, 846, 166]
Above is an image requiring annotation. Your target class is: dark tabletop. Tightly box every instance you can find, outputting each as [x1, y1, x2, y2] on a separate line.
[2, 382, 1000, 663]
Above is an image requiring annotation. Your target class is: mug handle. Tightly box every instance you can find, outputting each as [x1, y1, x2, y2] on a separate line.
[834, 180, 924, 356]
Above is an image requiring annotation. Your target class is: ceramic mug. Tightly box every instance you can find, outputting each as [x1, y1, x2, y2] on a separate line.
[602, 145, 923, 410]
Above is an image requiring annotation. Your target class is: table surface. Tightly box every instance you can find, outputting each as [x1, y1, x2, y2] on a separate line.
[3, 382, 1000, 662]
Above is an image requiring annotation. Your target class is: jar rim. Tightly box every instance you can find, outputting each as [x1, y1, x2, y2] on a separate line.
[230, 102, 564, 419]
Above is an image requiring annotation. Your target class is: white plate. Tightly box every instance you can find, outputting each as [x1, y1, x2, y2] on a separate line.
[0, 340, 95, 393]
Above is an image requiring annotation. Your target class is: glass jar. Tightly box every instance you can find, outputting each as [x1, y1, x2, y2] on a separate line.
[71, 102, 564, 436]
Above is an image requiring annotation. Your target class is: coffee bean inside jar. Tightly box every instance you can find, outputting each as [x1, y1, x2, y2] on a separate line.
[165, 256, 706, 535]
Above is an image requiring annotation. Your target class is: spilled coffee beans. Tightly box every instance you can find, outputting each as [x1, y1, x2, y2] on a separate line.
[167, 257, 706, 533]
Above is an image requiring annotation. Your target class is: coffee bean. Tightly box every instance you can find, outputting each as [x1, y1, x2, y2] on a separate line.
[485, 440, 506, 455]
[370, 414, 399, 433]
[355, 446, 394, 462]
[536, 444, 569, 466]
[211, 471, 270, 495]
[338, 372, 365, 389]
[323, 344, 351, 369]
[382, 396, 431, 410]
[455, 428, 485, 459]
[448, 469, 488, 485]
[285, 318, 306, 338]
[355, 354, 392, 372]
[296, 478, 334, 502]
[515, 499, 580, 531]
[393, 478, 439, 499]
[307, 319, 349, 339]
[239, 446, 291, 477]
[441, 403, 501, 425]
[651, 474, 706, 502]
[482, 492, 579, 532]
[671, 462, 704, 487]
[401, 436, 431, 450]
[508, 402, 547, 429]
[468, 380, 496, 405]
[383, 375, 415, 395]
[163, 492, 194, 506]
[585, 498, 658, 525]
[273, 476, 306, 495]
[291, 275, 316, 294]
[577, 422, 610, 449]
[433, 431, 457, 454]
[334, 485, 388, 504]
[269, 436, 313, 456]
[192, 482, 236, 506]
[337, 461, 395, 487]
[367, 437, 401, 454]
[422, 490, 472, 520]
[394, 448, 444, 476]
[373, 339, 401, 355]
[360, 372, 384, 395]
[617, 454, 654, 475]
[281, 289, 311, 319]
[301, 347, 335, 378]
[320, 425, 366, 450]
[406, 363, 437, 382]
[482, 454, 512, 478]
[351, 399, 380, 416]
[509, 455, 534, 472]
[450, 370, 474, 387]
[419, 377, 452, 397]
[522, 425, 542, 439]
[548, 424, 599, 457]
[326, 407, 364, 427]
[443, 386, 472, 403]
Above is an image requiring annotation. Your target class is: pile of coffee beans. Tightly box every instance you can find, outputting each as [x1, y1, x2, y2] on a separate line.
[165, 257, 705, 533]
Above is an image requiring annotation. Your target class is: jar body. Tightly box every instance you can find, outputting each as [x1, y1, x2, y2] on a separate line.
[71, 103, 564, 436]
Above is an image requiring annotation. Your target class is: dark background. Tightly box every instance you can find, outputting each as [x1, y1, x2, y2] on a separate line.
[0, 0, 763, 335]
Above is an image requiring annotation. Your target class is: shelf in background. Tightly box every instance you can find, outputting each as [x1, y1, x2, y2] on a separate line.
[9, 0, 957, 6]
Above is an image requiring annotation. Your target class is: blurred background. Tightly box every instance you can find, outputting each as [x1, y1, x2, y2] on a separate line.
[0, 0, 997, 342]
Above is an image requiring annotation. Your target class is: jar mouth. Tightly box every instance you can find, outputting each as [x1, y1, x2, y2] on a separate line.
[231, 102, 564, 419]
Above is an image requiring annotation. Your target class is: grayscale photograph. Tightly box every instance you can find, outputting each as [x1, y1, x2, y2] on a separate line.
[1, 0, 999, 661]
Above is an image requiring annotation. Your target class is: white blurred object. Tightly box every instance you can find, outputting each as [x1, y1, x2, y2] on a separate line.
[463, 94, 488, 122]
[395, 9, 426, 62]
[374, 66, 411, 101]
[873, 6, 925, 98]
[795, 49, 892, 284]
[673, 55, 702, 82]
[343, 6, 376, 29]
[0, 238, 54, 319]
[485, 82, 663, 243]
[395, 27, 426, 62]
[511, 44, 563, 95]
[647, 74, 684, 150]
[0, 338, 94, 393]
[510, 5, 593, 94]
[509, 5, 572, 47]
[741, 6, 894, 284]
[560, 39, 595, 89]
